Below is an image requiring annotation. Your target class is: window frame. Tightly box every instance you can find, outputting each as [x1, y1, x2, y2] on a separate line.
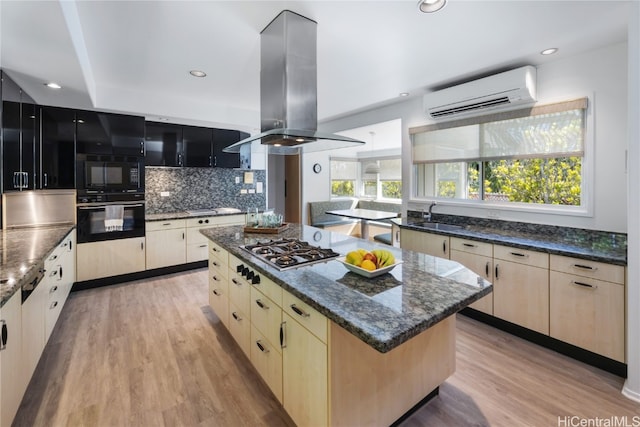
[330, 155, 403, 202]
[409, 97, 594, 217]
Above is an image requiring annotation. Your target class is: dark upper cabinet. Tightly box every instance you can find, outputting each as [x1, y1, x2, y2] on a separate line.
[183, 126, 213, 167]
[76, 110, 145, 156]
[40, 106, 76, 189]
[144, 122, 183, 166]
[2, 100, 23, 190]
[212, 129, 246, 168]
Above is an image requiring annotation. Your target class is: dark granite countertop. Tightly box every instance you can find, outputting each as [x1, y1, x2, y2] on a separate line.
[200, 224, 491, 353]
[0, 225, 76, 308]
[146, 209, 245, 222]
[396, 217, 627, 266]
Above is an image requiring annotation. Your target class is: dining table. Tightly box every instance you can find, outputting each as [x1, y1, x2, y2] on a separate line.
[325, 208, 400, 240]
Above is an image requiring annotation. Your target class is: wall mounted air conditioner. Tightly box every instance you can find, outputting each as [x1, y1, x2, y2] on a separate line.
[424, 65, 537, 120]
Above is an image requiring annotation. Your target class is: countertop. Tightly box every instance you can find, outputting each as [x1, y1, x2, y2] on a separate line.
[200, 224, 491, 353]
[0, 224, 76, 307]
[396, 217, 627, 266]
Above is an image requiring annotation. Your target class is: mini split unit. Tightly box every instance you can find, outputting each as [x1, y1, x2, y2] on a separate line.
[424, 65, 537, 120]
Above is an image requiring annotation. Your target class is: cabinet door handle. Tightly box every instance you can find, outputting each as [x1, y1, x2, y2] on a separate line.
[212, 289, 221, 296]
[280, 321, 286, 348]
[495, 264, 499, 279]
[485, 262, 490, 277]
[463, 243, 477, 248]
[231, 278, 240, 286]
[209, 155, 212, 167]
[69, 240, 73, 251]
[510, 251, 528, 258]
[23, 172, 29, 188]
[572, 281, 597, 289]
[1, 319, 7, 350]
[59, 266, 63, 280]
[44, 173, 48, 188]
[140, 140, 144, 155]
[214, 155, 217, 167]
[290, 304, 310, 318]
[255, 299, 268, 310]
[182, 232, 185, 240]
[573, 264, 597, 271]
[13, 172, 18, 189]
[256, 340, 269, 353]
[141, 242, 144, 250]
[232, 312, 241, 321]
[443, 240, 447, 254]
[50, 301, 58, 309]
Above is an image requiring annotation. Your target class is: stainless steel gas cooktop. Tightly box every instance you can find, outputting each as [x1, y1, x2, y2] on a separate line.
[241, 238, 340, 271]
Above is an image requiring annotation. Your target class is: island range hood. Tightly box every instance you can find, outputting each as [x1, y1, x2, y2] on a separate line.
[224, 10, 365, 155]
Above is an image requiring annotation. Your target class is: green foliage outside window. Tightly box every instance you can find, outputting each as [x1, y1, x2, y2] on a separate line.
[332, 180, 355, 197]
[381, 181, 402, 199]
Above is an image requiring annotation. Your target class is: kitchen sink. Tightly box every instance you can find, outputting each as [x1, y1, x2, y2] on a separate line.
[412, 221, 464, 231]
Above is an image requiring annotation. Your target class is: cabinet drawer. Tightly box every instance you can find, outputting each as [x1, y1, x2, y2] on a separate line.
[550, 271, 624, 362]
[210, 268, 228, 293]
[228, 273, 251, 315]
[550, 255, 624, 285]
[146, 219, 186, 232]
[494, 245, 549, 269]
[210, 254, 228, 280]
[251, 287, 283, 352]
[252, 275, 282, 308]
[187, 243, 210, 263]
[211, 214, 244, 226]
[283, 291, 327, 344]
[229, 301, 251, 357]
[251, 325, 283, 403]
[186, 227, 209, 246]
[209, 285, 229, 327]
[210, 241, 228, 261]
[450, 238, 492, 257]
[186, 216, 216, 228]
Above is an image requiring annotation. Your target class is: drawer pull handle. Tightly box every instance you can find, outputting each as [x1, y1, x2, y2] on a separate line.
[50, 301, 58, 309]
[573, 264, 597, 271]
[212, 289, 221, 296]
[280, 321, 286, 348]
[463, 243, 477, 248]
[212, 275, 220, 282]
[232, 278, 241, 286]
[162, 223, 171, 226]
[49, 254, 58, 261]
[232, 312, 241, 321]
[199, 244, 207, 248]
[50, 285, 58, 293]
[212, 247, 219, 252]
[256, 340, 269, 353]
[256, 299, 269, 310]
[573, 281, 597, 289]
[290, 304, 310, 318]
[212, 261, 219, 267]
[510, 252, 528, 258]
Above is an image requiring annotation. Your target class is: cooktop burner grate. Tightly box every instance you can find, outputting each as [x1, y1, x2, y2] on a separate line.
[241, 238, 340, 270]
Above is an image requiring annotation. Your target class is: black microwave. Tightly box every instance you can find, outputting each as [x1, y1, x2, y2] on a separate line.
[76, 154, 144, 197]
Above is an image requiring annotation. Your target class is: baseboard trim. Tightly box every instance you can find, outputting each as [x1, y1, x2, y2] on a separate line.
[389, 387, 439, 427]
[72, 261, 207, 291]
[622, 381, 640, 403]
[460, 308, 627, 378]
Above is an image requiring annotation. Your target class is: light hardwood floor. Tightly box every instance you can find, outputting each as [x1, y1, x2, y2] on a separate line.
[13, 269, 640, 427]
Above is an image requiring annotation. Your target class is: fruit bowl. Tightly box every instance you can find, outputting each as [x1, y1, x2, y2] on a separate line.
[336, 257, 402, 278]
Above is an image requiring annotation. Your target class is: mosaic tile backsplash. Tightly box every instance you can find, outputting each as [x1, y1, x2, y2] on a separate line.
[145, 167, 267, 214]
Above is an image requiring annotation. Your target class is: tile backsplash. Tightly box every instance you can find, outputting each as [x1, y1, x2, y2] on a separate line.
[145, 167, 266, 214]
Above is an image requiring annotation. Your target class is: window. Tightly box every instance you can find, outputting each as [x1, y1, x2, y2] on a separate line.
[411, 98, 587, 208]
[331, 157, 402, 200]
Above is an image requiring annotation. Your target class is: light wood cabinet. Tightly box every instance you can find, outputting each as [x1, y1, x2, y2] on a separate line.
[550, 255, 625, 362]
[44, 231, 76, 342]
[450, 237, 494, 315]
[208, 242, 230, 327]
[21, 275, 47, 387]
[76, 237, 146, 281]
[282, 311, 328, 427]
[493, 245, 549, 334]
[1, 291, 24, 427]
[400, 228, 449, 258]
[146, 220, 187, 269]
[228, 259, 252, 357]
[186, 215, 244, 262]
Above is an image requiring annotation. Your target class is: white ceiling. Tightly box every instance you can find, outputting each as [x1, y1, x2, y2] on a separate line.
[0, 0, 632, 134]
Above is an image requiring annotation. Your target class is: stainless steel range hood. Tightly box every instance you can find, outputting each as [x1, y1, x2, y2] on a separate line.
[224, 10, 365, 155]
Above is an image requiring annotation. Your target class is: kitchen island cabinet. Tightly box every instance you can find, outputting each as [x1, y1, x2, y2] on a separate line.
[1, 291, 23, 427]
[201, 224, 490, 426]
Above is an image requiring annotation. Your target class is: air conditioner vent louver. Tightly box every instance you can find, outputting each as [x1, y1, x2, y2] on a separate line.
[424, 66, 537, 121]
[430, 96, 511, 118]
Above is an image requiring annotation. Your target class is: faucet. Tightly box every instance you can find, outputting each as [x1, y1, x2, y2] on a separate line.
[423, 201, 437, 222]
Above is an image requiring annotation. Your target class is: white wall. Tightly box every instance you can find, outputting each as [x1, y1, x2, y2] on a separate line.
[317, 42, 629, 233]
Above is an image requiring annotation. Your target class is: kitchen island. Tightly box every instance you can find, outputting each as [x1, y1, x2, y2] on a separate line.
[201, 223, 491, 426]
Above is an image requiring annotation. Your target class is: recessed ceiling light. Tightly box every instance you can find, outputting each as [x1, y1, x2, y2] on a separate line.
[541, 48, 558, 55]
[45, 82, 61, 89]
[418, 0, 446, 13]
[189, 70, 207, 78]
[399, 92, 410, 97]
[157, 117, 169, 121]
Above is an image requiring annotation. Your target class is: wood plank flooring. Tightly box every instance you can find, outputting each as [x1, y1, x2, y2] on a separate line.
[12, 269, 640, 427]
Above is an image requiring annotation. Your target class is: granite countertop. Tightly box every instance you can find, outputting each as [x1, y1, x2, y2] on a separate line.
[200, 224, 491, 353]
[0, 224, 76, 308]
[397, 217, 627, 266]
[146, 208, 245, 221]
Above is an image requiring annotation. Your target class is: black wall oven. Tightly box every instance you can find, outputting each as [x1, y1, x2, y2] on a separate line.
[76, 154, 144, 202]
[76, 201, 145, 243]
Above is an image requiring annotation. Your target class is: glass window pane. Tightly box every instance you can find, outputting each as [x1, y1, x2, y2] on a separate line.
[379, 158, 401, 180]
[363, 180, 377, 197]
